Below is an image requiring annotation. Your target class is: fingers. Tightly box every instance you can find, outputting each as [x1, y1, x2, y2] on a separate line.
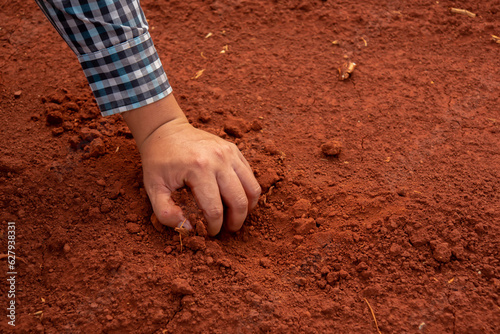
[217, 171, 249, 232]
[188, 176, 224, 236]
[233, 155, 262, 211]
[149, 185, 193, 230]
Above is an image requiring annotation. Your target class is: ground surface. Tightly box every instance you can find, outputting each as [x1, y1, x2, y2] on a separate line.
[1, 0, 499, 333]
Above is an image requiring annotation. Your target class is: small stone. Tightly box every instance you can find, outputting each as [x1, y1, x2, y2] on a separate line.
[326, 271, 339, 284]
[87, 137, 105, 158]
[126, 223, 141, 234]
[262, 140, 280, 155]
[171, 278, 195, 295]
[259, 257, 272, 268]
[125, 214, 138, 222]
[107, 181, 122, 200]
[410, 228, 431, 247]
[79, 127, 102, 142]
[291, 199, 311, 217]
[292, 235, 304, 244]
[295, 277, 307, 286]
[106, 315, 113, 321]
[68, 136, 80, 150]
[389, 243, 402, 256]
[198, 109, 211, 123]
[65, 102, 79, 112]
[431, 241, 452, 263]
[356, 262, 369, 272]
[46, 110, 63, 125]
[150, 213, 165, 232]
[164, 246, 173, 254]
[51, 127, 64, 136]
[61, 121, 74, 131]
[195, 220, 208, 237]
[250, 120, 263, 131]
[256, 168, 280, 192]
[100, 199, 113, 214]
[184, 236, 206, 251]
[96, 179, 106, 187]
[339, 269, 349, 279]
[14, 90, 22, 98]
[320, 266, 330, 275]
[216, 258, 232, 268]
[321, 140, 342, 156]
[63, 244, 71, 253]
[294, 217, 316, 235]
[223, 116, 249, 138]
[88, 207, 100, 218]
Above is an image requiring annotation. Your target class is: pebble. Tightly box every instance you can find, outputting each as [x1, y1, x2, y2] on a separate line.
[51, 127, 64, 136]
[87, 137, 106, 158]
[256, 168, 280, 192]
[184, 236, 206, 251]
[339, 269, 349, 279]
[326, 271, 339, 284]
[223, 116, 249, 138]
[291, 199, 311, 217]
[292, 235, 304, 244]
[46, 110, 63, 125]
[171, 278, 195, 295]
[100, 199, 113, 214]
[294, 217, 316, 235]
[295, 277, 307, 286]
[150, 213, 165, 232]
[259, 257, 272, 268]
[125, 223, 141, 234]
[321, 140, 342, 156]
[431, 241, 452, 263]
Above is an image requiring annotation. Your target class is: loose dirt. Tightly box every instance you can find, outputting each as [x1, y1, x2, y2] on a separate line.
[1, 0, 499, 333]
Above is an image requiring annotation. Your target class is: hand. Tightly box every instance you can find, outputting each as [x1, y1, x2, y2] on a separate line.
[123, 94, 261, 236]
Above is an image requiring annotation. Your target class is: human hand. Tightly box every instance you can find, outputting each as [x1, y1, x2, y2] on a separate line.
[123, 94, 261, 236]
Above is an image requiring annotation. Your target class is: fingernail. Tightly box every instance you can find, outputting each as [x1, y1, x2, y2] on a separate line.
[177, 219, 192, 230]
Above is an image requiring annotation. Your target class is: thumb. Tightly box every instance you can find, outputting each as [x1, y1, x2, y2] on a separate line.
[150, 188, 193, 230]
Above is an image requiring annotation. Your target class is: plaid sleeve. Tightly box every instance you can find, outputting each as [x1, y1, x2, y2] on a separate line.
[35, 0, 172, 116]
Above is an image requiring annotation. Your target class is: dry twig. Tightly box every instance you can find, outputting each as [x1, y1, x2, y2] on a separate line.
[450, 8, 476, 18]
[364, 298, 382, 334]
[0, 254, 27, 264]
[174, 219, 189, 252]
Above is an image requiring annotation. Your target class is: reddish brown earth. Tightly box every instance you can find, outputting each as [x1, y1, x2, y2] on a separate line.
[1, 0, 499, 333]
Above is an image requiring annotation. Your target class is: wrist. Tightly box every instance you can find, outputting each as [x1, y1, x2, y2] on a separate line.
[122, 93, 188, 149]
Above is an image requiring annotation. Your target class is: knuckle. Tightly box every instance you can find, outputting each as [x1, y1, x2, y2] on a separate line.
[233, 195, 249, 211]
[214, 144, 233, 160]
[193, 155, 211, 169]
[204, 206, 224, 221]
[251, 184, 262, 198]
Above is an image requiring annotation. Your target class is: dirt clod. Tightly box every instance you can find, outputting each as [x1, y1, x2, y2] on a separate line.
[223, 117, 249, 138]
[321, 140, 342, 156]
[171, 278, 195, 295]
[125, 223, 141, 234]
[431, 241, 452, 263]
[46, 110, 63, 125]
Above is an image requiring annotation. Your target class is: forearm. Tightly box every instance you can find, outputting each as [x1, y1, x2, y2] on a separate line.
[35, 0, 171, 116]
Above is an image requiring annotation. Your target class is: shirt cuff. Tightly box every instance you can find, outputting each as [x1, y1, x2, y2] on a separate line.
[77, 32, 172, 116]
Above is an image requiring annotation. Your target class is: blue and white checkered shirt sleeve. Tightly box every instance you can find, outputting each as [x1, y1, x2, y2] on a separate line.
[35, 0, 172, 116]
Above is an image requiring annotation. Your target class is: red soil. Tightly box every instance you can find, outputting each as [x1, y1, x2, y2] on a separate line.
[1, 0, 499, 333]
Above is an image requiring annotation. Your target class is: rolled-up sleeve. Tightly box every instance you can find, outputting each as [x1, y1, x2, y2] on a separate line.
[35, 0, 172, 116]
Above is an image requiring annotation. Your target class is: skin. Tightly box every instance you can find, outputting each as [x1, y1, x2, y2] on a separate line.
[122, 93, 261, 236]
